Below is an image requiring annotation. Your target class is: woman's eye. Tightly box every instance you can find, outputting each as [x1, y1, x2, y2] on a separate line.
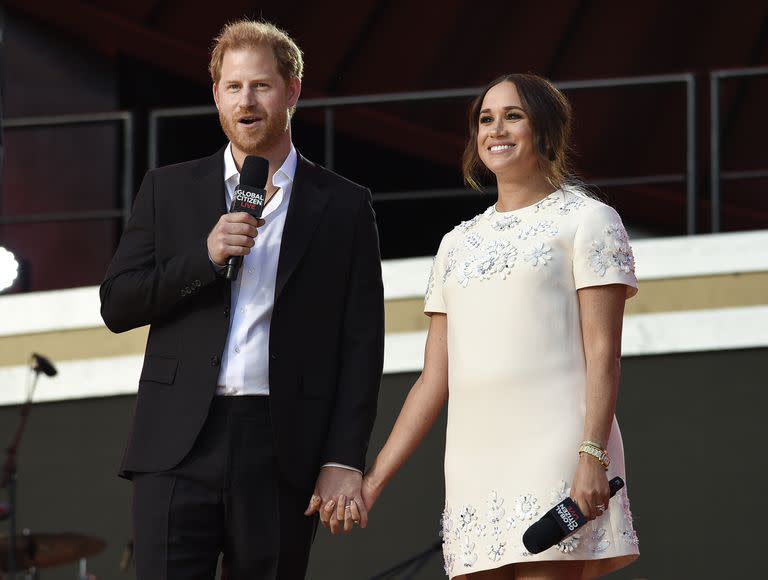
[479, 116, 493, 124]
[506, 112, 521, 120]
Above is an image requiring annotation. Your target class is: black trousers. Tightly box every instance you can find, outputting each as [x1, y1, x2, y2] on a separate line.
[132, 396, 316, 580]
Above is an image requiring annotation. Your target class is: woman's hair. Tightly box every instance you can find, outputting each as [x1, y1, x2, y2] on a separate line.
[462, 73, 573, 191]
[209, 19, 304, 85]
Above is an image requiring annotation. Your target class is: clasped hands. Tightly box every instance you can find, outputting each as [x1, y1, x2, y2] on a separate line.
[304, 466, 380, 535]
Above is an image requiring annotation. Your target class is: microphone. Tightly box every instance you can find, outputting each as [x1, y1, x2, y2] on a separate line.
[522, 476, 625, 554]
[31, 353, 57, 377]
[225, 155, 269, 281]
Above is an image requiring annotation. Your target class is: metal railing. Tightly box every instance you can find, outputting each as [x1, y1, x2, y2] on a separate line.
[3, 68, 768, 236]
[150, 73, 699, 232]
[0, 112, 135, 226]
[710, 66, 768, 232]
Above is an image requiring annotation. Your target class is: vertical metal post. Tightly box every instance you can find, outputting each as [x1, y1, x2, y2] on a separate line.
[121, 113, 134, 227]
[148, 112, 158, 170]
[710, 73, 721, 233]
[685, 74, 697, 235]
[324, 107, 334, 170]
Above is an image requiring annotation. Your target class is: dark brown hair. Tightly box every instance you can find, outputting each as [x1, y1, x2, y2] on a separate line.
[462, 73, 573, 190]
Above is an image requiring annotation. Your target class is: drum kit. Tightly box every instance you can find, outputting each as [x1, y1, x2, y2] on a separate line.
[0, 531, 106, 579]
[1, 355, 113, 579]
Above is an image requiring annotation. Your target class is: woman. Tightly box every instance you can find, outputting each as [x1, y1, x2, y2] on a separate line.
[362, 74, 640, 579]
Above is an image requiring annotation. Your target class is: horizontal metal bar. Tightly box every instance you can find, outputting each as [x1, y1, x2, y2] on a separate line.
[4, 111, 132, 129]
[557, 73, 693, 91]
[0, 210, 124, 225]
[149, 73, 695, 123]
[373, 187, 492, 202]
[589, 174, 687, 188]
[372, 174, 686, 202]
[721, 169, 768, 181]
[712, 66, 768, 80]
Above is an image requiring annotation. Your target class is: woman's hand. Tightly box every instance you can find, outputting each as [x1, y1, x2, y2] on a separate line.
[361, 472, 384, 513]
[569, 454, 610, 520]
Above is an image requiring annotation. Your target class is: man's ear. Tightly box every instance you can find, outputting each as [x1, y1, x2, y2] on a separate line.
[287, 77, 302, 109]
[212, 83, 220, 110]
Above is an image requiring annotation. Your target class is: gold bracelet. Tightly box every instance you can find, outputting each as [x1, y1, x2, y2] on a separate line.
[578, 442, 611, 470]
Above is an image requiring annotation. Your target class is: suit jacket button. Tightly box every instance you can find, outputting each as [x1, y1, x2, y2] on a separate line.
[211, 355, 221, 366]
[270, 353, 277, 360]
[224, 307, 230, 317]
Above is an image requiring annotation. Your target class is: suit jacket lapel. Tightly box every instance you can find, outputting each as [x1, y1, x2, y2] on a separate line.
[275, 154, 330, 299]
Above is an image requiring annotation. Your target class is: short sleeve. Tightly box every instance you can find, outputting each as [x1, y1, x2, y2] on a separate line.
[573, 204, 638, 299]
[424, 236, 450, 315]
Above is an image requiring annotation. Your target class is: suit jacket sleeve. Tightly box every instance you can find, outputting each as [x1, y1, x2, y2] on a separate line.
[322, 190, 385, 470]
[99, 170, 218, 333]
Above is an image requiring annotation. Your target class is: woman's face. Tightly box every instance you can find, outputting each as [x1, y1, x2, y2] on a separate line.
[476, 81, 539, 179]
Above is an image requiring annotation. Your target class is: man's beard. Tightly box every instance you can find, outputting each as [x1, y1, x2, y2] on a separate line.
[219, 107, 289, 155]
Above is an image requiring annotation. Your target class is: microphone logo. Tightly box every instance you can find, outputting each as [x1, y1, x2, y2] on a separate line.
[555, 502, 580, 531]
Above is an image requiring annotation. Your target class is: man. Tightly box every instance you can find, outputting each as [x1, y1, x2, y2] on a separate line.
[100, 19, 384, 579]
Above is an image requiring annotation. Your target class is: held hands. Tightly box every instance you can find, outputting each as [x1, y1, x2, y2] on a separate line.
[304, 467, 368, 535]
[569, 453, 611, 521]
[207, 213, 265, 266]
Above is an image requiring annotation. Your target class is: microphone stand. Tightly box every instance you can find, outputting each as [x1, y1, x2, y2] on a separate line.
[1, 357, 50, 579]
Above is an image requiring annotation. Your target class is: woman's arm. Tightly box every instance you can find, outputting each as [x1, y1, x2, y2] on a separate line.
[570, 283, 627, 520]
[362, 313, 449, 510]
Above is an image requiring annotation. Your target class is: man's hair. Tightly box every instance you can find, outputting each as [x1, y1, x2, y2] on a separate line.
[209, 19, 304, 84]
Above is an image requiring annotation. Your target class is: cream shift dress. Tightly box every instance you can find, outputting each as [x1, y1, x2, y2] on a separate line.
[424, 188, 640, 578]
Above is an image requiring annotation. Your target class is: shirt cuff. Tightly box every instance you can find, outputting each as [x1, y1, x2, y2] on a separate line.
[322, 462, 363, 474]
[208, 252, 226, 274]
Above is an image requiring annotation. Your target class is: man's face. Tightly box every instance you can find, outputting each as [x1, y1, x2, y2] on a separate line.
[213, 45, 300, 159]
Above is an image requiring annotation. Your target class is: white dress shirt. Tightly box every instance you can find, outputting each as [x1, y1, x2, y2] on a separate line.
[214, 143, 358, 473]
[216, 143, 295, 395]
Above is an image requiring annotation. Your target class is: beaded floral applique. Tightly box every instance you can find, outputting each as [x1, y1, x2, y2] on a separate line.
[589, 222, 635, 276]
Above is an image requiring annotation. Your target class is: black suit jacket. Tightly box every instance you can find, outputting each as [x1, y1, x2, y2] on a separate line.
[100, 146, 384, 492]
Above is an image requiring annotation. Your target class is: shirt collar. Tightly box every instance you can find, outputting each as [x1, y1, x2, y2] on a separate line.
[224, 143, 298, 189]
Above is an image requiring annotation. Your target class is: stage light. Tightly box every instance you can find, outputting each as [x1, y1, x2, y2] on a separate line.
[0, 246, 20, 293]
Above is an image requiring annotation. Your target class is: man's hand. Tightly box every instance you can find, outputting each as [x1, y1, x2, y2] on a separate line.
[207, 213, 265, 266]
[304, 467, 368, 534]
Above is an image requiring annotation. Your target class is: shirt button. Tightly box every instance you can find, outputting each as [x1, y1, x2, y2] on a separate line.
[234, 346, 240, 354]
[249, 268, 255, 274]
[210, 355, 220, 366]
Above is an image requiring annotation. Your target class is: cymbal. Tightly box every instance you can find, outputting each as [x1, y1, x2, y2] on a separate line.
[0, 532, 105, 571]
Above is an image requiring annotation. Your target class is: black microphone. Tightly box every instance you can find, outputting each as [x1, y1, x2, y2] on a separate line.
[225, 155, 270, 281]
[31, 353, 57, 377]
[522, 476, 625, 554]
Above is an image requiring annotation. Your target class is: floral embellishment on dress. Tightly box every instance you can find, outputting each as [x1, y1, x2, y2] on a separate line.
[588, 222, 635, 276]
[455, 215, 481, 232]
[558, 197, 586, 215]
[514, 493, 540, 521]
[486, 491, 506, 539]
[589, 526, 610, 553]
[517, 220, 559, 240]
[488, 542, 506, 562]
[557, 534, 581, 553]
[441, 505, 454, 545]
[460, 535, 478, 567]
[464, 232, 484, 249]
[549, 480, 569, 506]
[425, 259, 436, 302]
[455, 241, 518, 287]
[443, 552, 455, 576]
[490, 213, 521, 232]
[534, 192, 560, 212]
[459, 505, 478, 534]
[617, 489, 640, 545]
[525, 243, 553, 267]
[443, 248, 457, 283]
